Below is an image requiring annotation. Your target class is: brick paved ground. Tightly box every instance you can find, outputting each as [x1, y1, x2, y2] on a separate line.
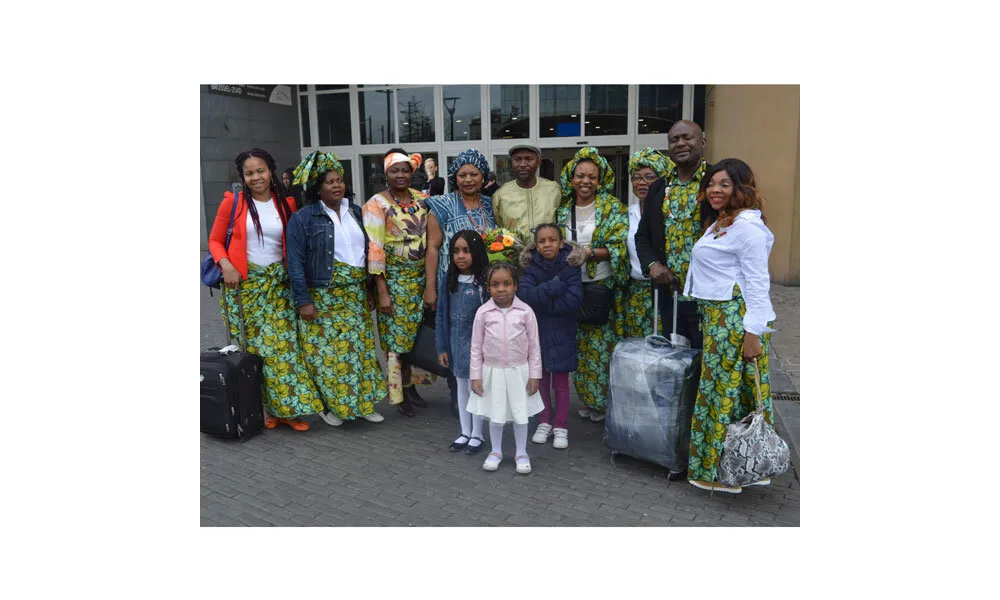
[200, 273, 800, 527]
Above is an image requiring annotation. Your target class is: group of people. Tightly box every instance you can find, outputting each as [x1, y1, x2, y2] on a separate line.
[207, 119, 777, 493]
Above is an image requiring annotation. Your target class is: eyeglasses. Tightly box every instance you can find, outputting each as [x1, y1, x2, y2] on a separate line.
[630, 174, 658, 183]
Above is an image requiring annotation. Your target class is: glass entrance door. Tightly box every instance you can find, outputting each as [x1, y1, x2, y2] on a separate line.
[539, 145, 631, 203]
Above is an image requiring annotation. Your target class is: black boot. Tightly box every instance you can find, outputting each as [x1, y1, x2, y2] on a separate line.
[405, 385, 428, 408]
[397, 396, 416, 417]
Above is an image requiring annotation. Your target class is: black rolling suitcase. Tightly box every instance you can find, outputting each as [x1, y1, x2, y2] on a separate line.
[201, 288, 265, 441]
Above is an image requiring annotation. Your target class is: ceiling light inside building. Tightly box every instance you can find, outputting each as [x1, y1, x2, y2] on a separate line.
[571, 114, 577, 117]
[456, 119, 462, 123]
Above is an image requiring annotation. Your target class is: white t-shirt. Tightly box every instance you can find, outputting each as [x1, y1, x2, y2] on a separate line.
[626, 203, 648, 281]
[571, 202, 613, 283]
[245, 198, 284, 267]
[458, 274, 475, 283]
[321, 199, 366, 268]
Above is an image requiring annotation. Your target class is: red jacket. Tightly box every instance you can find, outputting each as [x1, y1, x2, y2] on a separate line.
[208, 191, 297, 280]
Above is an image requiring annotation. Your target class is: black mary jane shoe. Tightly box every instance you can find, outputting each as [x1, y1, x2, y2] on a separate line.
[397, 397, 417, 417]
[464, 437, 486, 455]
[449, 435, 471, 452]
[405, 386, 428, 408]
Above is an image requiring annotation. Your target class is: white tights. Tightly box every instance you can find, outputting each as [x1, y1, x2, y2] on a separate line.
[455, 378, 484, 442]
[489, 421, 528, 458]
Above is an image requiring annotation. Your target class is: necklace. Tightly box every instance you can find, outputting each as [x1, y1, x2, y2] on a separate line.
[387, 188, 419, 215]
[462, 194, 486, 233]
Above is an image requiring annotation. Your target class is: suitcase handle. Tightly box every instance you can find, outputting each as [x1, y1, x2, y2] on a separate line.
[220, 286, 248, 350]
[652, 287, 680, 337]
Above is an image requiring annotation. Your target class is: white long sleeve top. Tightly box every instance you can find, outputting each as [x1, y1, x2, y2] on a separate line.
[683, 209, 776, 335]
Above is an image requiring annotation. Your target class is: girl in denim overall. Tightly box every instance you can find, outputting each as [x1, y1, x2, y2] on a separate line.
[435, 230, 490, 454]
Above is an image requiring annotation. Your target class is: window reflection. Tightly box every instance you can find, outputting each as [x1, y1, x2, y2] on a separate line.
[359, 89, 395, 145]
[361, 154, 387, 200]
[317, 93, 352, 146]
[540, 85, 580, 138]
[398, 87, 435, 143]
[443, 85, 481, 141]
[490, 85, 530, 139]
[694, 84, 707, 131]
[585, 85, 628, 136]
[300, 96, 311, 147]
[638, 85, 683, 135]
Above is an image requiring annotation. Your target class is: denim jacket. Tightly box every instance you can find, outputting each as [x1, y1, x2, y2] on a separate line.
[435, 274, 486, 379]
[286, 200, 369, 308]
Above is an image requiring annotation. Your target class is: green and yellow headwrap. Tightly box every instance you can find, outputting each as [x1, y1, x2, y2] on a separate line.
[292, 150, 345, 191]
[627, 147, 672, 178]
[559, 146, 615, 201]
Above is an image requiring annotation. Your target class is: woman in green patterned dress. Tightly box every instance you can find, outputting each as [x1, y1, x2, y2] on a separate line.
[285, 151, 388, 427]
[684, 158, 776, 493]
[624, 147, 672, 338]
[555, 147, 629, 423]
[208, 147, 323, 432]
[362, 148, 435, 417]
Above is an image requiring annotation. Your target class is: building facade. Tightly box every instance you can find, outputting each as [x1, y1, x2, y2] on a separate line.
[200, 84, 799, 284]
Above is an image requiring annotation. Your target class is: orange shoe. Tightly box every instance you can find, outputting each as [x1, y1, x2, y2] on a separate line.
[264, 416, 279, 429]
[279, 418, 310, 432]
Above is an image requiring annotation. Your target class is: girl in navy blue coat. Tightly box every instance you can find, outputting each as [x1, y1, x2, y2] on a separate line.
[516, 223, 585, 449]
[436, 230, 490, 454]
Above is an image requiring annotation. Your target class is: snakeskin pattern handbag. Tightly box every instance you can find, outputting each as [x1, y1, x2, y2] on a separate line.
[718, 359, 790, 487]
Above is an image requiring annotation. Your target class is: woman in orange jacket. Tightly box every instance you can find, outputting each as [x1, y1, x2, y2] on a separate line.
[208, 148, 323, 431]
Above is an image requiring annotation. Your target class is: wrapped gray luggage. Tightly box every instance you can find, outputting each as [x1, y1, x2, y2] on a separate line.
[605, 290, 700, 473]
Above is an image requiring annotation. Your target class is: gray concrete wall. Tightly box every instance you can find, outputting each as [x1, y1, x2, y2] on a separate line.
[200, 85, 301, 242]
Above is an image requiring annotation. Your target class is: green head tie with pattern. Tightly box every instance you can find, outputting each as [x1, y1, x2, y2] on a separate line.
[559, 146, 615, 202]
[627, 146, 672, 178]
[292, 150, 345, 190]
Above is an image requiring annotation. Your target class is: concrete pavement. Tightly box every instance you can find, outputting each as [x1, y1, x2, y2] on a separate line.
[200, 274, 801, 526]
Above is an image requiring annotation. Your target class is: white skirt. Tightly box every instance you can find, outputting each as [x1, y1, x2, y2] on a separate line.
[467, 364, 544, 425]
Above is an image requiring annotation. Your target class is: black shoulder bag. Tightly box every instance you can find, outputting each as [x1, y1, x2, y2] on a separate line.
[569, 204, 614, 326]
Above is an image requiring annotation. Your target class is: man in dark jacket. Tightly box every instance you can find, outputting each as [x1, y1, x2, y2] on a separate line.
[634, 120, 710, 350]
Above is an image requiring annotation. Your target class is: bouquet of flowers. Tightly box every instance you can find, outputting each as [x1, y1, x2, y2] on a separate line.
[482, 227, 524, 264]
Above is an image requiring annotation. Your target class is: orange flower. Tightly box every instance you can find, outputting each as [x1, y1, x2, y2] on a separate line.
[502, 236, 514, 248]
[489, 242, 504, 252]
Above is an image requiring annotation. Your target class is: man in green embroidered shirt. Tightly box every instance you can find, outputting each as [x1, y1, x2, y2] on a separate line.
[634, 119, 710, 350]
[492, 144, 563, 240]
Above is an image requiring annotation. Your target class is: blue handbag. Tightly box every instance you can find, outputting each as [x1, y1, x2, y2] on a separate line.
[201, 188, 241, 291]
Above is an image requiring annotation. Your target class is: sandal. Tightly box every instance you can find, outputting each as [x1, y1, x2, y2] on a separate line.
[264, 416, 279, 429]
[279, 418, 310, 432]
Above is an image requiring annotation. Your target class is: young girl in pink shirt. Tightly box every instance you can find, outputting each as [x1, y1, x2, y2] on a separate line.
[466, 262, 544, 474]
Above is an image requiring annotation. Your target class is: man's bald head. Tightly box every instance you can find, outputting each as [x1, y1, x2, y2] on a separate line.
[667, 120, 706, 168]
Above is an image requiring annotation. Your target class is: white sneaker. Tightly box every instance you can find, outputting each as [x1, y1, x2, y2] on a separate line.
[320, 411, 343, 427]
[745, 478, 771, 487]
[577, 409, 592, 418]
[553, 428, 568, 449]
[589, 411, 606, 423]
[361, 411, 384, 423]
[531, 423, 552, 444]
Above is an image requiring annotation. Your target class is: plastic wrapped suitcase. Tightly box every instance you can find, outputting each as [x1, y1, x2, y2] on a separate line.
[200, 288, 265, 441]
[605, 290, 701, 474]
